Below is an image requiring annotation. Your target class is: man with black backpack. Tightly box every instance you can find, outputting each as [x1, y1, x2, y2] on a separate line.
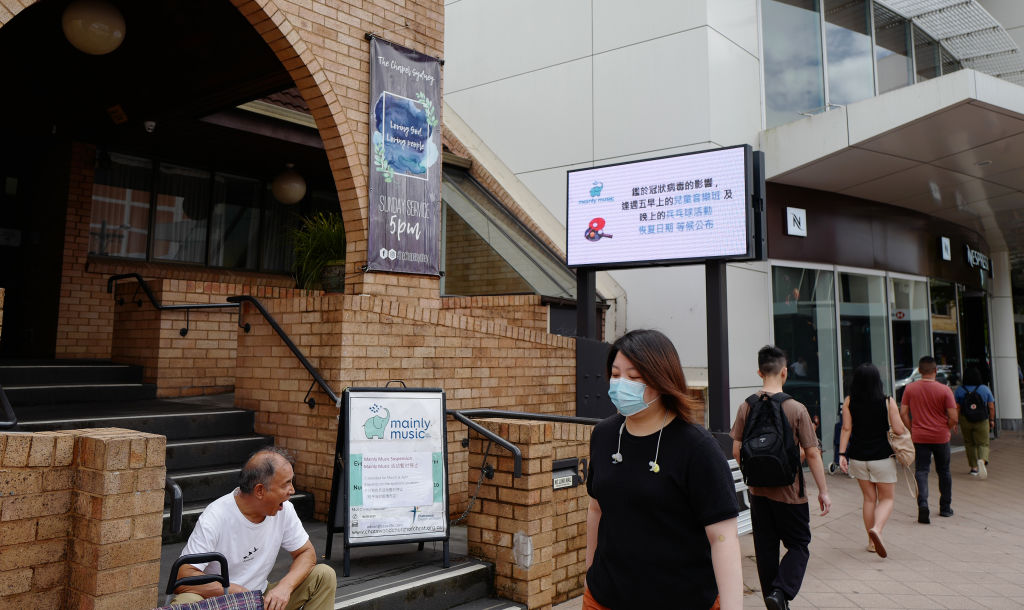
[731, 345, 831, 610]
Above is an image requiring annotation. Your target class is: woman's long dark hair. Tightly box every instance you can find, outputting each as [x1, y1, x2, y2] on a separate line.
[849, 363, 886, 407]
[606, 329, 703, 425]
[964, 366, 983, 387]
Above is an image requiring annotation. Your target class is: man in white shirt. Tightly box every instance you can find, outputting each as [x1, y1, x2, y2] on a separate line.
[171, 447, 336, 610]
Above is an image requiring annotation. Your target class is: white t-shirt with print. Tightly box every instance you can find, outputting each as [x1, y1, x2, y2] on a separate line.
[180, 488, 309, 592]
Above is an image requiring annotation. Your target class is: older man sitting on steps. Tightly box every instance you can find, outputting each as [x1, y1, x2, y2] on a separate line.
[171, 446, 336, 610]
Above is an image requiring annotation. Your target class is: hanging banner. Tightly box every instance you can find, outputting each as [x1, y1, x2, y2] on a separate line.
[367, 37, 442, 275]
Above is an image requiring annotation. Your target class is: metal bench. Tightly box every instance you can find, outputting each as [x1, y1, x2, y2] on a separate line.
[728, 459, 752, 536]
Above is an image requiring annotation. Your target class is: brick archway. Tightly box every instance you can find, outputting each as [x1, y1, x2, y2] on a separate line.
[0, 0, 374, 274]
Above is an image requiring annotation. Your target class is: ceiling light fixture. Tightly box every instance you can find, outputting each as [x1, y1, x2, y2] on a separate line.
[271, 163, 307, 205]
[62, 0, 126, 56]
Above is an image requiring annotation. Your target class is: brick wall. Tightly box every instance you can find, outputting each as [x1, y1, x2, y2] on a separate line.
[234, 293, 576, 521]
[465, 419, 592, 610]
[110, 280, 315, 397]
[443, 295, 549, 332]
[0, 428, 166, 609]
[444, 207, 534, 296]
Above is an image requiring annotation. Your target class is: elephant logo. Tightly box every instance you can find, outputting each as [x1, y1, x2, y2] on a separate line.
[589, 181, 604, 197]
[363, 405, 390, 439]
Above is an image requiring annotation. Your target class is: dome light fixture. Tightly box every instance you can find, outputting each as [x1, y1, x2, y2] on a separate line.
[271, 163, 307, 205]
[62, 0, 126, 56]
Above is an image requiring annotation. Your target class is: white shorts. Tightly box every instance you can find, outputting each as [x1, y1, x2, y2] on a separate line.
[848, 457, 897, 483]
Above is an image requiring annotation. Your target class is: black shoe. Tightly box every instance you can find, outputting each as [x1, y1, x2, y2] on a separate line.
[940, 507, 954, 517]
[765, 589, 789, 610]
[918, 506, 930, 524]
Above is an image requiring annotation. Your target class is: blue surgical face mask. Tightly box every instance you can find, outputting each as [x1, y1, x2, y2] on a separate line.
[608, 378, 657, 416]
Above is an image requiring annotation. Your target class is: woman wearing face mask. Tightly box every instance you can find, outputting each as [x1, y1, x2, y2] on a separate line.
[584, 329, 743, 610]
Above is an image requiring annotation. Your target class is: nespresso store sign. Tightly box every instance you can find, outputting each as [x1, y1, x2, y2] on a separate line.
[965, 244, 990, 271]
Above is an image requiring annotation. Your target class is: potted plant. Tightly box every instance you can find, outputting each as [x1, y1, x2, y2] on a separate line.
[290, 212, 347, 291]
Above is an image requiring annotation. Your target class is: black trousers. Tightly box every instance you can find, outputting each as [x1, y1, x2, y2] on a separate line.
[750, 494, 811, 602]
[914, 442, 952, 510]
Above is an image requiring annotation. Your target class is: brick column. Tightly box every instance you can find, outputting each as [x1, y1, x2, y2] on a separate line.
[465, 419, 593, 610]
[0, 428, 166, 609]
[467, 419, 555, 610]
[67, 429, 167, 609]
[0, 431, 75, 608]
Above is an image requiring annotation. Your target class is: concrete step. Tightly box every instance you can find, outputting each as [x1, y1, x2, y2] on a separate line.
[166, 434, 274, 470]
[449, 598, 527, 610]
[334, 560, 493, 610]
[0, 362, 142, 386]
[16, 397, 253, 441]
[4, 381, 157, 405]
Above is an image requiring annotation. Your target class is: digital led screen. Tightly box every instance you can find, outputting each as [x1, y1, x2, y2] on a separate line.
[566, 145, 753, 268]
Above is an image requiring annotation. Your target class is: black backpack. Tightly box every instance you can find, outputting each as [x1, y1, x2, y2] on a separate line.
[740, 392, 803, 495]
[960, 386, 989, 423]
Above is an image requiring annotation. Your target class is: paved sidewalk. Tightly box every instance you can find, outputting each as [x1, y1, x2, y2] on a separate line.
[555, 432, 1024, 609]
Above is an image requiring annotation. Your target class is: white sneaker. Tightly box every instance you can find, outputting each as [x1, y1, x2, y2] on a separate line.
[978, 459, 988, 480]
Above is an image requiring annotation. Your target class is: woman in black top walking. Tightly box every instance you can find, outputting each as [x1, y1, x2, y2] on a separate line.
[585, 329, 742, 609]
[838, 363, 907, 558]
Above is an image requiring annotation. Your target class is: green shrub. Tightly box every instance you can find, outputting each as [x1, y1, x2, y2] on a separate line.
[290, 212, 347, 289]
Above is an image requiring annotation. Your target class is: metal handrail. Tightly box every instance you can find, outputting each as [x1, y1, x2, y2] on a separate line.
[0, 385, 17, 430]
[227, 295, 340, 407]
[107, 273, 241, 311]
[107, 273, 244, 337]
[447, 409, 600, 478]
[457, 409, 600, 426]
[165, 476, 183, 535]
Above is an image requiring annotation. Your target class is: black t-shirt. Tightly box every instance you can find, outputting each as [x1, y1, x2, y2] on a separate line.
[586, 413, 739, 609]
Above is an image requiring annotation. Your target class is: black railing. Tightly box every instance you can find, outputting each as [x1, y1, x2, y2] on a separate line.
[448, 410, 600, 478]
[0, 385, 17, 430]
[107, 273, 247, 337]
[227, 295, 340, 408]
[165, 476, 183, 534]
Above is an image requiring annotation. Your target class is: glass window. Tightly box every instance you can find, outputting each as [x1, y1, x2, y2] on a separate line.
[442, 168, 575, 298]
[914, 25, 939, 82]
[772, 266, 840, 450]
[940, 47, 961, 76]
[824, 0, 874, 105]
[930, 279, 961, 385]
[208, 173, 261, 269]
[873, 4, 912, 94]
[839, 272, 890, 394]
[890, 277, 930, 391]
[88, 153, 152, 259]
[152, 164, 210, 264]
[763, 0, 826, 127]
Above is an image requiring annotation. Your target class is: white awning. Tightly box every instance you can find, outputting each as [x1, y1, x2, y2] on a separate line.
[761, 69, 1024, 262]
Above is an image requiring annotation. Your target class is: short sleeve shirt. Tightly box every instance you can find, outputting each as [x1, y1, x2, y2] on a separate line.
[180, 489, 309, 592]
[586, 413, 739, 609]
[953, 384, 995, 407]
[730, 392, 817, 504]
[901, 380, 957, 444]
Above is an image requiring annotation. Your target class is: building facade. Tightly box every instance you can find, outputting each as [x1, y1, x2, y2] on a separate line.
[445, 0, 1024, 453]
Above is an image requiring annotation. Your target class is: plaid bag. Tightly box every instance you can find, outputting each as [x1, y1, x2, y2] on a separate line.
[153, 590, 264, 610]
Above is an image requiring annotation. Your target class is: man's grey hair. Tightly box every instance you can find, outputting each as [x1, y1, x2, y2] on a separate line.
[238, 446, 294, 494]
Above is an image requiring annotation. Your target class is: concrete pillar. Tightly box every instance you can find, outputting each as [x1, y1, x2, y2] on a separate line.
[989, 251, 1021, 428]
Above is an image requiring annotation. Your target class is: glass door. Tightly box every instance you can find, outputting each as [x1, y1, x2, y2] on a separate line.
[889, 276, 931, 397]
[930, 279, 962, 387]
[839, 271, 891, 395]
[772, 265, 841, 450]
